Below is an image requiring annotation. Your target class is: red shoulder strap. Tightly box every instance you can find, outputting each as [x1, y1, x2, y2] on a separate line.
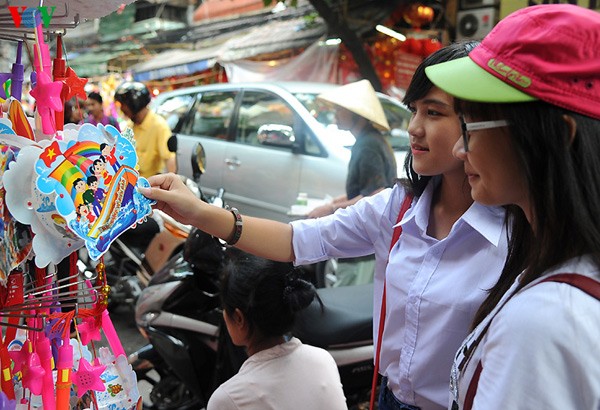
[369, 193, 413, 410]
[390, 194, 413, 249]
[538, 273, 600, 300]
[463, 272, 600, 410]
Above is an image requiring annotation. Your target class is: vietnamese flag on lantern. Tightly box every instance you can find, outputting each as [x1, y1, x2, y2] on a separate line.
[40, 140, 62, 167]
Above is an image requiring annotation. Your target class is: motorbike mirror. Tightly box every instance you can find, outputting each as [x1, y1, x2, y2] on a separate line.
[191, 142, 206, 181]
[167, 134, 178, 152]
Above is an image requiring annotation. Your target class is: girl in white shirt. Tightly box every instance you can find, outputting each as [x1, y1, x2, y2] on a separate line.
[139, 41, 509, 410]
[426, 5, 600, 409]
[207, 251, 347, 410]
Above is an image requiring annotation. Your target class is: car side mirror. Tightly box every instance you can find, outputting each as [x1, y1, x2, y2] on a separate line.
[191, 142, 206, 181]
[257, 124, 295, 148]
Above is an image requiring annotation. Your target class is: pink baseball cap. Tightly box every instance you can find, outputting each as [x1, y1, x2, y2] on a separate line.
[425, 4, 600, 120]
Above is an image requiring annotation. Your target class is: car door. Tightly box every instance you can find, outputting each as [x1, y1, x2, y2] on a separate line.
[177, 89, 238, 197]
[222, 89, 302, 221]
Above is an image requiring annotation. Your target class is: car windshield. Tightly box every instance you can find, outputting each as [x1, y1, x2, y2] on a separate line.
[293, 91, 410, 151]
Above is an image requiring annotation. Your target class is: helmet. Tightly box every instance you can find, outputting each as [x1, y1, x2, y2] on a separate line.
[114, 81, 151, 115]
[183, 228, 225, 278]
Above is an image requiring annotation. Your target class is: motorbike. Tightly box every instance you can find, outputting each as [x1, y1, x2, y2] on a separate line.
[131, 231, 374, 409]
[130, 148, 374, 410]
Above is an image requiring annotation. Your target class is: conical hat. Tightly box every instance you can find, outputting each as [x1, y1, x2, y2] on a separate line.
[317, 79, 390, 131]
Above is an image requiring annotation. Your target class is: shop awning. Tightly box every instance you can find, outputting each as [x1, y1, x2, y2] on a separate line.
[217, 17, 327, 62]
[126, 13, 325, 81]
[193, 0, 271, 22]
[130, 47, 221, 81]
[68, 50, 133, 78]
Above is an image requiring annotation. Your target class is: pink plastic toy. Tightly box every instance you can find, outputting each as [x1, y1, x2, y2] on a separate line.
[55, 338, 73, 410]
[72, 357, 106, 398]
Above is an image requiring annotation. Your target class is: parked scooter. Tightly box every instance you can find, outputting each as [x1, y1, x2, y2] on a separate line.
[132, 245, 374, 409]
[130, 145, 374, 410]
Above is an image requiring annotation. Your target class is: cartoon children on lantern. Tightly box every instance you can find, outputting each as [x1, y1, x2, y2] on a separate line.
[76, 203, 95, 226]
[73, 178, 88, 209]
[92, 158, 113, 186]
[100, 142, 120, 172]
[73, 175, 108, 230]
[84, 176, 106, 217]
[35, 123, 155, 261]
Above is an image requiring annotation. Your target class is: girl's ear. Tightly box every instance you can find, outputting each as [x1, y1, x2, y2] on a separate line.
[232, 308, 246, 328]
[562, 114, 577, 145]
[231, 308, 250, 343]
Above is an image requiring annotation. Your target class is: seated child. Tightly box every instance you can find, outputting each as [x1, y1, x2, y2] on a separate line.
[207, 251, 347, 410]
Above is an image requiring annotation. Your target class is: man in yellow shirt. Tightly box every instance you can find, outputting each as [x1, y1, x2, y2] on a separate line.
[113, 82, 174, 247]
[114, 82, 175, 178]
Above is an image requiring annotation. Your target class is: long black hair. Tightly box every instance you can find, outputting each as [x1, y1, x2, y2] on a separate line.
[460, 99, 600, 328]
[400, 40, 479, 196]
[220, 250, 317, 339]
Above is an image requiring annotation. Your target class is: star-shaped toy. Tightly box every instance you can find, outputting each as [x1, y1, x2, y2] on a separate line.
[8, 339, 31, 373]
[77, 317, 102, 346]
[63, 67, 88, 101]
[72, 357, 106, 398]
[29, 70, 63, 135]
[21, 352, 46, 395]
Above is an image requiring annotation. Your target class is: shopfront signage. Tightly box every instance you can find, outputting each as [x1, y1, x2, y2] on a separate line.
[7, 6, 56, 28]
[500, 0, 599, 18]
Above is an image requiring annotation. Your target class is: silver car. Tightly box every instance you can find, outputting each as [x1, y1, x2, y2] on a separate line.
[152, 81, 411, 223]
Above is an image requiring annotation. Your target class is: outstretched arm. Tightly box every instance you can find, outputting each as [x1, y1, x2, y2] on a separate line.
[139, 173, 295, 262]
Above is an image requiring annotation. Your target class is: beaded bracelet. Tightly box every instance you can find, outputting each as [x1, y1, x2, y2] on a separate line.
[226, 207, 243, 246]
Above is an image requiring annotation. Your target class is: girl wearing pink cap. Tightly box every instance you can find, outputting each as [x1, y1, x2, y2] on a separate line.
[426, 4, 600, 410]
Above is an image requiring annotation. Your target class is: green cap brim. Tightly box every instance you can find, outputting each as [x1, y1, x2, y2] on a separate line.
[425, 56, 537, 103]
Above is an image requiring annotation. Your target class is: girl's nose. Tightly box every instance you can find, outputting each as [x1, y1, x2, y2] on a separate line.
[452, 135, 466, 160]
[407, 116, 424, 140]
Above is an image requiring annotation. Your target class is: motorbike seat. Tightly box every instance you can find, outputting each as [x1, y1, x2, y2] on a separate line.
[292, 283, 373, 348]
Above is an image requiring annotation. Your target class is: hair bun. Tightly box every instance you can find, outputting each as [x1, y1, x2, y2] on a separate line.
[283, 269, 316, 312]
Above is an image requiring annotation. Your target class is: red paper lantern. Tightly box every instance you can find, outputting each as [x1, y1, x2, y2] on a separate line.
[406, 37, 421, 55]
[423, 39, 443, 57]
[403, 4, 435, 28]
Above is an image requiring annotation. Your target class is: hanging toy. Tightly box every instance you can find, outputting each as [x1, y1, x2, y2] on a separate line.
[0, 41, 21, 101]
[30, 70, 64, 136]
[55, 337, 73, 410]
[72, 356, 107, 398]
[32, 124, 155, 261]
[63, 67, 88, 102]
[28, 8, 63, 136]
[53, 35, 68, 132]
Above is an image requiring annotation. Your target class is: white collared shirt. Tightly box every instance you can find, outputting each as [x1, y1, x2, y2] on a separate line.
[451, 256, 600, 410]
[207, 338, 347, 410]
[291, 180, 508, 410]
